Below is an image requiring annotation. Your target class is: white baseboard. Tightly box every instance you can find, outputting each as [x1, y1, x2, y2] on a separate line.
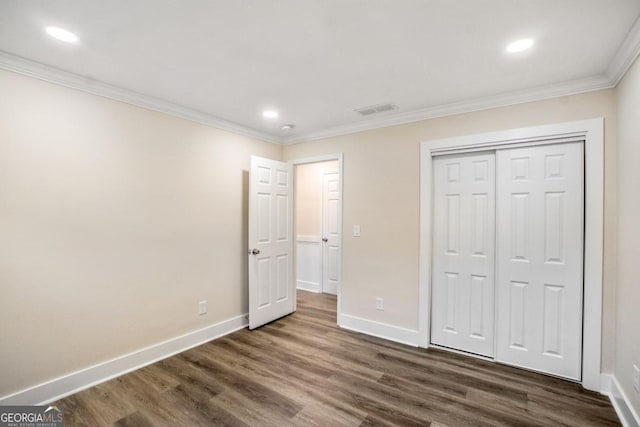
[601, 373, 613, 394]
[339, 314, 420, 347]
[0, 314, 248, 406]
[296, 280, 322, 293]
[602, 373, 640, 427]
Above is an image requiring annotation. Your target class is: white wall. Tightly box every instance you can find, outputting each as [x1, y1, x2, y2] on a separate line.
[283, 89, 618, 372]
[0, 69, 282, 399]
[615, 56, 640, 416]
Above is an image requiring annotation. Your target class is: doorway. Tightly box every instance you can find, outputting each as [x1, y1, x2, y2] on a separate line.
[291, 155, 343, 322]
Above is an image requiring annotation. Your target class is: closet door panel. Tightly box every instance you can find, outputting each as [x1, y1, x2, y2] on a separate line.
[431, 153, 496, 357]
[495, 142, 584, 380]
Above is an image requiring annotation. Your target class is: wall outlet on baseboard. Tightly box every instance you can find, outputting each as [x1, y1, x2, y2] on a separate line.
[199, 300, 207, 316]
[376, 297, 384, 310]
[633, 364, 640, 393]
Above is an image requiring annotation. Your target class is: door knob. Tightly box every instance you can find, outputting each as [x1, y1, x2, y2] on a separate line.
[251, 248, 260, 255]
[322, 238, 328, 242]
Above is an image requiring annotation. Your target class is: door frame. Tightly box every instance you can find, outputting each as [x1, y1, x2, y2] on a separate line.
[289, 153, 344, 324]
[418, 118, 604, 391]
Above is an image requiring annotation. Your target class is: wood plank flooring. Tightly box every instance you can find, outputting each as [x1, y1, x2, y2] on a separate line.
[55, 291, 620, 426]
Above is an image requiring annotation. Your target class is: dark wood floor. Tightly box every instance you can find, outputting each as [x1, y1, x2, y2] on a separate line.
[55, 291, 620, 426]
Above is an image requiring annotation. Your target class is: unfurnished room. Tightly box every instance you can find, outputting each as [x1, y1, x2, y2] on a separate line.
[0, 1, 639, 426]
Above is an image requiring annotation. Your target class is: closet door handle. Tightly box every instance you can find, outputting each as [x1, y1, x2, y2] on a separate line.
[322, 238, 328, 242]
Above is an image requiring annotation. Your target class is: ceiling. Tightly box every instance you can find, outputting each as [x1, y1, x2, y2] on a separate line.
[1, 1, 639, 144]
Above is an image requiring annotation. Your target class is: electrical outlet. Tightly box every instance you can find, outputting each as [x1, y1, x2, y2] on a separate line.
[376, 297, 384, 310]
[198, 300, 207, 316]
[633, 364, 640, 393]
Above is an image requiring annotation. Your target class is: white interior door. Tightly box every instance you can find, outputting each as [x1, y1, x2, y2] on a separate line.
[249, 156, 294, 329]
[322, 172, 341, 295]
[495, 142, 584, 380]
[431, 152, 496, 357]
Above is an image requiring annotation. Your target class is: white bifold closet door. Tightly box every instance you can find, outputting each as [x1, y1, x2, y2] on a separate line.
[431, 142, 584, 380]
[432, 152, 496, 357]
[495, 142, 584, 380]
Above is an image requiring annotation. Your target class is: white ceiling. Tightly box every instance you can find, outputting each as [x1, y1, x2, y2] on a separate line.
[1, 1, 639, 144]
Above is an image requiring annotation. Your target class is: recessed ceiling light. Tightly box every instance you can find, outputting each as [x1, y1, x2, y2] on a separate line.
[262, 110, 279, 119]
[506, 38, 534, 53]
[281, 124, 295, 130]
[45, 26, 79, 43]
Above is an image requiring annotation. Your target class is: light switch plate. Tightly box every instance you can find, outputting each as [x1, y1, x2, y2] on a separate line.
[353, 225, 361, 237]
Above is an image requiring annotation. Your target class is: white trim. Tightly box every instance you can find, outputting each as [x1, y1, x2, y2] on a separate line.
[4, 16, 640, 149]
[431, 135, 587, 156]
[340, 314, 420, 347]
[419, 118, 604, 391]
[289, 154, 344, 165]
[283, 16, 639, 145]
[603, 374, 640, 427]
[286, 16, 640, 146]
[283, 76, 612, 144]
[607, 15, 640, 86]
[0, 314, 248, 405]
[290, 154, 344, 324]
[296, 280, 322, 293]
[0, 51, 278, 144]
[600, 374, 613, 396]
[601, 373, 613, 395]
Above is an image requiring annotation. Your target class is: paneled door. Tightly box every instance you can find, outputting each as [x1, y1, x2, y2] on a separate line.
[248, 156, 294, 329]
[431, 152, 496, 357]
[322, 173, 341, 295]
[495, 142, 584, 380]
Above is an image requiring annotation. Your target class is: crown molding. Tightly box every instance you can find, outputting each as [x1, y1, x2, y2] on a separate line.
[0, 51, 282, 144]
[284, 14, 640, 145]
[282, 74, 613, 144]
[5, 19, 640, 149]
[606, 14, 640, 86]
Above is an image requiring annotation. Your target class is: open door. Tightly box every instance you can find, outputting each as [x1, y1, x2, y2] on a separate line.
[322, 172, 341, 295]
[248, 156, 294, 329]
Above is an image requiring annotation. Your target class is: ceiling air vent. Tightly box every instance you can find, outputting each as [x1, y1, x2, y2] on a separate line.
[354, 103, 398, 116]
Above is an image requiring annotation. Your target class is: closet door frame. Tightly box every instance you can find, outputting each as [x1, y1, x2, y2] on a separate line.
[419, 118, 604, 392]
